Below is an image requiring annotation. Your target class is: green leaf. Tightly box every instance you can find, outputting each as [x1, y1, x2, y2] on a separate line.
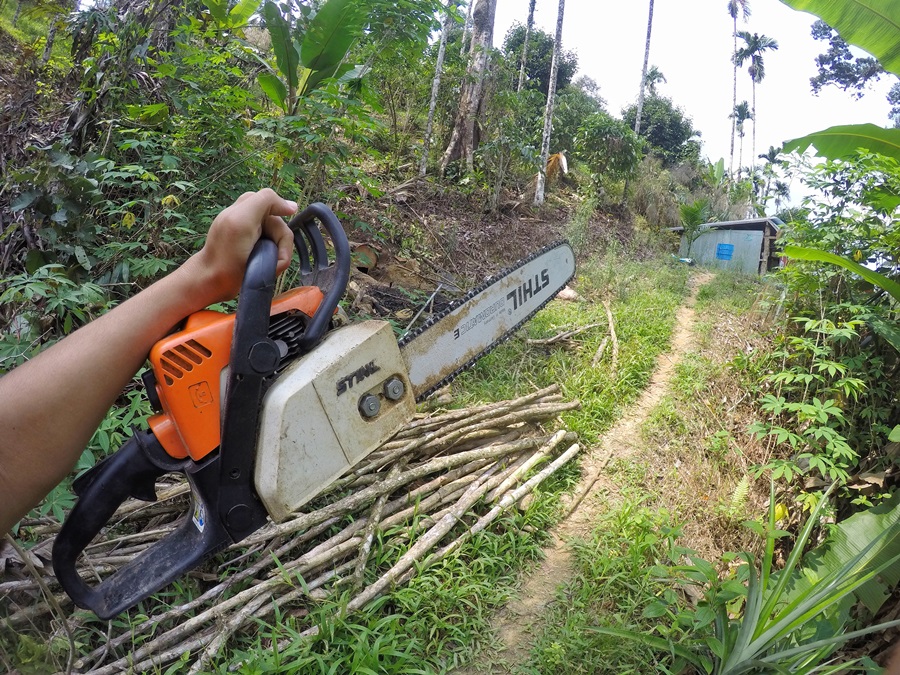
[25, 250, 46, 274]
[642, 600, 669, 618]
[301, 61, 355, 95]
[889, 426, 900, 443]
[300, 0, 366, 72]
[778, 0, 900, 77]
[202, 0, 228, 22]
[11, 191, 39, 212]
[868, 317, 900, 354]
[784, 245, 900, 302]
[264, 1, 299, 91]
[783, 124, 900, 162]
[74, 245, 92, 271]
[258, 72, 288, 111]
[228, 0, 260, 25]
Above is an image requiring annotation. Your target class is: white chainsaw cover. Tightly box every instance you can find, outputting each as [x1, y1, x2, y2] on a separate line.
[255, 321, 415, 522]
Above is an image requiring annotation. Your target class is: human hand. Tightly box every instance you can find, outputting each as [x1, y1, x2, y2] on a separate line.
[189, 189, 298, 304]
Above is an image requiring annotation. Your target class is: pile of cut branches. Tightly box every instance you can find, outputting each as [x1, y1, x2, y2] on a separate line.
[1, 385, 580, 673]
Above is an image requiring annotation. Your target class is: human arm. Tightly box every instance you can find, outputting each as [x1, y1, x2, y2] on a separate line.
[0, 189, 297, 534]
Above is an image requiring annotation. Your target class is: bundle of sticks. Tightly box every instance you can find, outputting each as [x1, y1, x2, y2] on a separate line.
[2, 384, 580, 674]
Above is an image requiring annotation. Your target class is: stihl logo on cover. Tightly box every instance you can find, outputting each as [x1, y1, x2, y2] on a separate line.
[336, 360, 381, 395]
[506, 269, 550, 311]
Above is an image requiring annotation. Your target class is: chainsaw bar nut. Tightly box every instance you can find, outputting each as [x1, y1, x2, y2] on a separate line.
[358, 393, 381, 418]
[383, 377, 405, 401]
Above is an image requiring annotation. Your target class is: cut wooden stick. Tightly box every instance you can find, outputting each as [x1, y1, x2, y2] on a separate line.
[602, 299, 619, 375]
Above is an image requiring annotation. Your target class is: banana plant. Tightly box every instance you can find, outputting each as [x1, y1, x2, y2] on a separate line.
[779, 0, 900, 161]
[259, 0, 368, 114]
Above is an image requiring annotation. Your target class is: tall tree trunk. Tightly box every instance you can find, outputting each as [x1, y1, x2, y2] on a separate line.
[751, 82, 756, 175]
[460, 0, 474, 56]
[420, 0, 457, 177]
[439, 0, 497, 175]
[42, 16, 59, 64]
[738, 131, 744, 180]
[729, 17, 737, 177]
[534, 0, 565, 206]
[516, 0, 536, 93]
[633, 0, 654, 136]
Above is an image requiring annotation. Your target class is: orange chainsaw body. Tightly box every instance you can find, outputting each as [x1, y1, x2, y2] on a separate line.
[147, 286, 324, 461]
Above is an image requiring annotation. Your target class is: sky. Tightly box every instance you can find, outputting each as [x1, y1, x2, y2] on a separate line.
[491, 0, 895, 170]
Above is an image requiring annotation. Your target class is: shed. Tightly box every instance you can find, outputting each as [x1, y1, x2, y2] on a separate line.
[673, 217, 783, 275]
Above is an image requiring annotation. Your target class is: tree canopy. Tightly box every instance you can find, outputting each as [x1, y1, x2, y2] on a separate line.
[502, 23, 578, 96]
[622, 94, 700, 166]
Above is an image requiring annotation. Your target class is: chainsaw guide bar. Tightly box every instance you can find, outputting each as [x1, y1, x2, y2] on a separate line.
[400, 240, 576, 402]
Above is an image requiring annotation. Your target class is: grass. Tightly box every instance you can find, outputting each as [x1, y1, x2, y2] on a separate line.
[0, 0, 71, 62]
[523, 498, 686, 675]
[505, 267, 772, 674]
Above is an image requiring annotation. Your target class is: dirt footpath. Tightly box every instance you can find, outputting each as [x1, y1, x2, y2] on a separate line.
[457, 273, 712, 674]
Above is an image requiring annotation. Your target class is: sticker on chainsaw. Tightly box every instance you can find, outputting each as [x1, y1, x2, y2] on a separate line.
[192, 501, 206, 532]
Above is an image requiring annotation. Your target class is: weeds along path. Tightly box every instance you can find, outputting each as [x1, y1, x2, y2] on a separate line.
[457, 272, 714, 674]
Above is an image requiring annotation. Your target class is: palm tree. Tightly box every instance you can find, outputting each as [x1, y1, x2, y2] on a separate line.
[757, 145, 782, 202]
[633, 0, 655, 136]
[644, 65, 666, 96]
[534, 0, 566, 205]
[734, 31, 778, 173]
[517, 0, 536, 92]
[730, 101, 752, 179]
[726, 0, 751, 178]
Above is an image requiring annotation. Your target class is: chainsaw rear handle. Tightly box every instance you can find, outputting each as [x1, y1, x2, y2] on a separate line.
[51, 430, 229, 618]
[53, 239, 283, 617]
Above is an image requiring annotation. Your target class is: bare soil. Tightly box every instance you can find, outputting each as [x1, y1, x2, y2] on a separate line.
[455, 272, 714, 674]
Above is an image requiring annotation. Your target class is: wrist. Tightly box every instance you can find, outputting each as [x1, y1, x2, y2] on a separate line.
[171, 251, 230, 311]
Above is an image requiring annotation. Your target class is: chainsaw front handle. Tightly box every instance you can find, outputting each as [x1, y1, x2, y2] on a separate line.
[289, 202, 351, 352]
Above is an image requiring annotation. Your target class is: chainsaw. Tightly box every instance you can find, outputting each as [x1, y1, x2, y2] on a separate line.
[52, 203, 575, 619]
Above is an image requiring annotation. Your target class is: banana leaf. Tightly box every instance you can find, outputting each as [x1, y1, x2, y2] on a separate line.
[782, 124, 900, 163]
[778, 0, 900, 77]
[799, 492, 900, 615]
[263, 1, 299, 91]
[783, 245, 900, 302]
[300, 0, 366, 73]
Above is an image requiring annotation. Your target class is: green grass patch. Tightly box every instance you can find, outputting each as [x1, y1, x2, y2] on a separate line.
[0, 0, 70, 59]
[523, 498, 685, 675]
[695, 271, 762, 314]
[453, 255, 690, 446]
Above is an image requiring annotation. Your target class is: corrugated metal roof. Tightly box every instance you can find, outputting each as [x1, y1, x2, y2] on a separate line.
[669, 217, 783, 234]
